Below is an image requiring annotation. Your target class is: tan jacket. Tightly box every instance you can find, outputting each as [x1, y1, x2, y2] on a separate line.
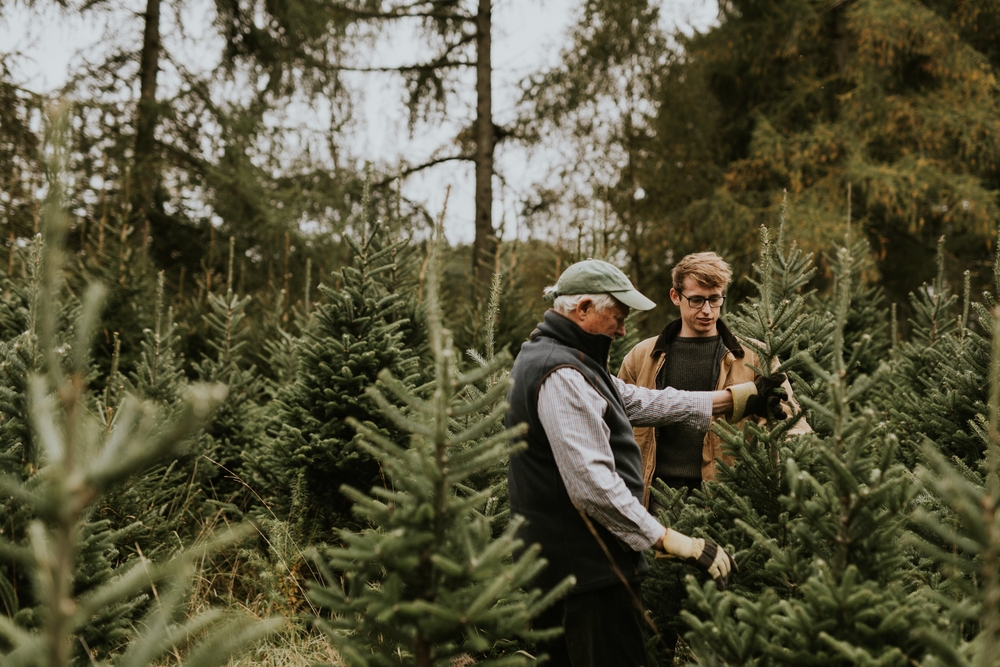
[618, 319, 811, 506]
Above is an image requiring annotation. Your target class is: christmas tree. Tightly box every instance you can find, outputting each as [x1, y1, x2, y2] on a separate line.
[642, 218, 820, 662]
[245, 185, 425, 542]
[905, 234, 1000, 667]
[0, 107, 281, 666]
[70, 196, 159, 391]
[641, 215, 945, 665]
[910, 314, 1000, 666]
[690, 241, 934, 666]
[462, 272, 516, 532]
[884, 237, 987, 468]
[770, 227, 894, 453]
[98, 270, 207, 563]
[0, 235, 48, 470]
[189, 236, 266, 506]
[307, 226, 570, 667]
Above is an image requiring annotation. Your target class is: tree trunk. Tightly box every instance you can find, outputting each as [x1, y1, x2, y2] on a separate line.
[472, 0, 494, 296]
[132, 0, 162, 237]
[622, 67, 642, 289]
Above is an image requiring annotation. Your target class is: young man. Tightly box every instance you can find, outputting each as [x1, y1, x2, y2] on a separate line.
[506, 259, 788, 667]
[619, 252, 811, 509]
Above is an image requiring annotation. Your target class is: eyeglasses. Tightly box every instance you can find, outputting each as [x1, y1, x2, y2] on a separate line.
[678, 292, 726, 309]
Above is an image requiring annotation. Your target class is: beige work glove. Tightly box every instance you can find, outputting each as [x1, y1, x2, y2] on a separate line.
[656, 528, 738, 590]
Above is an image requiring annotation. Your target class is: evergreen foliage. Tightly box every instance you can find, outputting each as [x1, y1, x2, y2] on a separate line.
[663, 227, 932, 667]
[882, 238, 988, 468]
[3, 9, 1000, 658]
[0, 66, 42, 242]
[98, 268, 204, 562]
[246, 194, 425, 541]
[909, 310, 1000, 667]
[127, 271, 186, 407]
[726, 220, 815, 378]
[792, 230, 893, 426]
[72, 208, 158, 389]
[817, 233, 892, 383]
[629, 198, 1000, 667]
[462, 272, 515, 530]
[628, 207, 1000, 667]
[642, 216, 820, 661]
[669, 0, 1000, 305]
[307, 234, 569, 667]
[0, 109, 281, 666]
[189, 236, 265, 505]
[0, 237, 47, 470]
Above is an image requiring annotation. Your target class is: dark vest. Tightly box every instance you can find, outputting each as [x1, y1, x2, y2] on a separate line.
[506, 310, 649, 595]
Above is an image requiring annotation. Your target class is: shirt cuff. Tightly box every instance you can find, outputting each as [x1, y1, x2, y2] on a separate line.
[633, 515, 668, 552]
[693, 391, 713, 432]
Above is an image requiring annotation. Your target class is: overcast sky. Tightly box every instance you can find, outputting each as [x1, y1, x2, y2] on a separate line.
[0, 0, 719, 244]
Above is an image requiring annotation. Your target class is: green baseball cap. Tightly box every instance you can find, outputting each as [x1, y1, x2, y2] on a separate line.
[545, 259, 656, 311]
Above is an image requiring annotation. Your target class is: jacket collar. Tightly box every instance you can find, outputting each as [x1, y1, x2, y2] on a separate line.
[650, 318, 744, 359]
[532, 309, 613, 367]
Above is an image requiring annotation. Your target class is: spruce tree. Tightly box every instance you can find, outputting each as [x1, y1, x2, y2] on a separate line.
[462, 272, 514, 530]
[307, 234, 569, 667]
[256, 260, 313, 396]
[0, 108, 280, 665]
[674, 236, 935, 666]
[190, 237, 265, 506]
[128, 271, 186, 407]
[788, 229, 893, 430]
[642, 218, 818, 661]
[0, 236, 84, 650]
[0, 236, 47, 470]
[894, 237, 1000, 667]
[217, 275, 316, 615]
[909, 284, 1000, 667]
[245, 201, 424, 541]
[818, 234, 892, 383]
[98, 270, 203, 562]
[882, 237, 982, 467]
[726, 221, 815, 379]
[71, 206, 158, 390]
[635, 220, 950, 665]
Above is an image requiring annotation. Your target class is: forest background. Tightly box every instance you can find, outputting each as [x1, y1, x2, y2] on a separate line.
[2, 0, 1000, 665]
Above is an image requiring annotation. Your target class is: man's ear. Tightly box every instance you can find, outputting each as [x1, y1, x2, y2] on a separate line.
[669, 288, 681, 306]
[577, 297, 594, 315]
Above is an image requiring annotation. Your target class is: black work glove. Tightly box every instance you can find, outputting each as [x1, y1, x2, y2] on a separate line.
[656, 529, 739, 590]
[744, 373, 789, 421]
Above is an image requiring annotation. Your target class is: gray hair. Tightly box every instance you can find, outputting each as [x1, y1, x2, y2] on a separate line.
[545, 287, 622, 315]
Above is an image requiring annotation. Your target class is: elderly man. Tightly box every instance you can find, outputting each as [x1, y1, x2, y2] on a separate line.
[506, 259, 786, 667]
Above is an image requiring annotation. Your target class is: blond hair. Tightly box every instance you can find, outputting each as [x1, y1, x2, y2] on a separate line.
[671, 252, 733, 291]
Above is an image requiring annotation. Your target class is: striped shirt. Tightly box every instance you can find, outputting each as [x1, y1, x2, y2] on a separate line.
[537, 368, 713, 551]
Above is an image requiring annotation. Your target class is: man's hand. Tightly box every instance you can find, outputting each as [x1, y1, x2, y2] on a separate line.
[746, 374, 789, 421]
[655, 528, 738, 590]
[729, 375, 789, 421]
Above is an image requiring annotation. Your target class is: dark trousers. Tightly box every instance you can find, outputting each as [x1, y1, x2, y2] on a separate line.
[534, 584, 649, 667]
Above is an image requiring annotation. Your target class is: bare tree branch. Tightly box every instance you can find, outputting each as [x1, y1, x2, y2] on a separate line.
[328, 5, 473, 22]
[331, 31, 475, 72]
[330, 61, 471, 72]
[374, 154, 474, 188]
